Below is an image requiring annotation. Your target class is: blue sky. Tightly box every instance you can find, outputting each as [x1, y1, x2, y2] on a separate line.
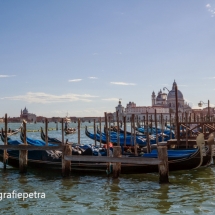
[0, 0, 215, 117]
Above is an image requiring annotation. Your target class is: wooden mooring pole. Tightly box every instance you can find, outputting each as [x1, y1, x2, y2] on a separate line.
[45, 118, 48, 146]
[112, 146, 121, 178]
[155, 109, 158, 144]
[99, 117, 102, 147]
[117, 110, 120, 146]
[104, 112, 110, 173]
[185, 112, 188, 149]
[56, 121, 58, 130]
[146, 111, 151, 153]
[104, 112, 109, 156]
[78, 118, 80, 145]
[161, 113, 164, 142]
[124, 116, 126, 148]
[3, 113, 8, 169]
[62, 143, 72, 177]
[157, 143, 169, 184]
[170, 113, 172, 139]
[61, 118, 64, 145]
[174, 83, 180, 146]
[133, 115, 137, 156]
[94, 119, 96, 146]
[19, 120, 28, 173]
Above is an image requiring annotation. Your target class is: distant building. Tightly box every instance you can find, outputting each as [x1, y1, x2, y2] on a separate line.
[112, 80, 192, 121]
[113, 100, 169, 121]
[20, 107, 37, 123]
[152, 80, 192, 114]
[192, 107, 215, 119]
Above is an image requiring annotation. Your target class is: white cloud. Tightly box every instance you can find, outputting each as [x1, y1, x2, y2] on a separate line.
[88, 77, 98, 79]
[206, 4, 215, 17]
[102, 98, 119, 101]
[110, 82, 136, 86]
[204, 77, 215, 79]
[68, 79, 82, 82]
[92, 53, 98, 55]
[0, 92, 99, 103]
[0, 75, 16, 78]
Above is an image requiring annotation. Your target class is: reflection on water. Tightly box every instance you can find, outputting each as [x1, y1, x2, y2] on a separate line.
[0, 123, 215, 214]
[0, 163, 215, 214]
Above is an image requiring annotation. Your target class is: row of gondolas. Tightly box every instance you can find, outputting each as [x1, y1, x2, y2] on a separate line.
[0, 125, 213, 174]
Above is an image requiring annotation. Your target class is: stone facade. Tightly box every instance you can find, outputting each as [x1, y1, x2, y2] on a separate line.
[152, 80, 192, 114]
[112, 80, 192, 121]
[20, 107, 37, 123]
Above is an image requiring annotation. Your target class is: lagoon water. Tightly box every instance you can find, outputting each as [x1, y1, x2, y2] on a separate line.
[0, 122, 215, 214]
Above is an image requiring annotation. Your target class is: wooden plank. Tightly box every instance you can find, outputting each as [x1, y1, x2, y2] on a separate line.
[204, 124, 215, 130]
[0, 145, 64, 150]
[64, 155, 162, 165]
[180, 124, 200, 132]
[179, 121, 215, 124]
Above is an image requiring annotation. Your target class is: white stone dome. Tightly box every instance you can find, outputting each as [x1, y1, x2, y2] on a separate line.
[23, 107, 28, 114]
[167, 81, 184, 100]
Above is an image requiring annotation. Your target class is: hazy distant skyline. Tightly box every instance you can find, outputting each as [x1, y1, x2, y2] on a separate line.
[1, 1, 215, 117]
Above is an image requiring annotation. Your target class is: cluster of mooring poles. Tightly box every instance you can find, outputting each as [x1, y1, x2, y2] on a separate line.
[0, 113, 169, 183]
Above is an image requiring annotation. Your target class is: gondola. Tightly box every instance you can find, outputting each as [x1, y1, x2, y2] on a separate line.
[0, 134, 206, 173]
[20, 129, 58, 146]
[1, 128, 20, 136]
[97, 126, 172, 145]
[112, 126, 144, 136]
[40, 127, 62, 144]
[65, 129, 76, 135]
[85, 126, 107, 144]
[86, 126, 149, 146]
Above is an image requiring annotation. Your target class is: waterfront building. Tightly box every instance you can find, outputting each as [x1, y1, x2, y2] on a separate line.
[20, 107, 37, 123]
[112, 80, 192, 121]
[152, 80, 192, 114]
[113, 100, 169, 122]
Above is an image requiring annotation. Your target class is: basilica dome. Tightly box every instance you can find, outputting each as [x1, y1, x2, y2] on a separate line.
[167, 81, 184, 100]
[23, 107, 28, 114]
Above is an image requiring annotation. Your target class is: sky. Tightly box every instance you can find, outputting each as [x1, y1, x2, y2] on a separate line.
[0, 0, 215, 118]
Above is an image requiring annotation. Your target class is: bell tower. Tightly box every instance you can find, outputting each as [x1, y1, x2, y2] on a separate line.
[151, 91, 156, 106]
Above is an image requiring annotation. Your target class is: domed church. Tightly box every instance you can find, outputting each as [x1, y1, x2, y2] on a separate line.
[20, 107, 37, 122]
[151, 80, 192, 114]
